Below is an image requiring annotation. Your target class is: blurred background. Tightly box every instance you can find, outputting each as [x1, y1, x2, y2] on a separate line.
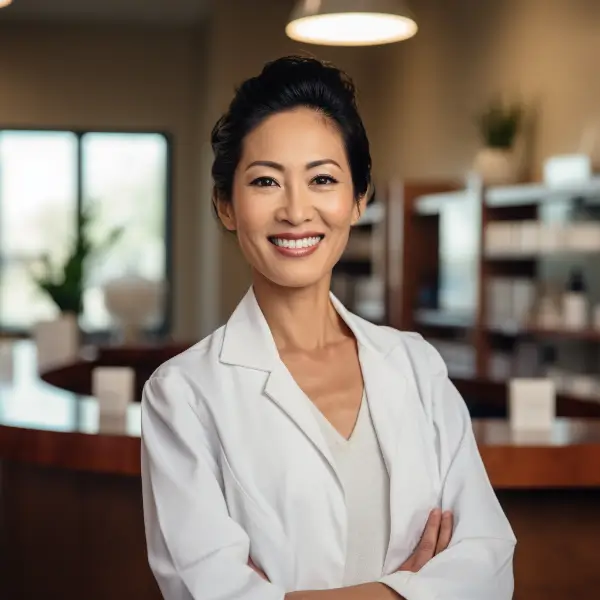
[0, 0, 599, 598]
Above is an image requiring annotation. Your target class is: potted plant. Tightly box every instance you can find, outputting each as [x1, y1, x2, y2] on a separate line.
[31, 205, 123, 328]
[474, 99, 525, 185]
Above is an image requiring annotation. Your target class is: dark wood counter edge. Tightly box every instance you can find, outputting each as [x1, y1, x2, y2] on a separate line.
[479, 444, 600, 489]
[2, 420, 600, 488]
[0, 424, 141, 477]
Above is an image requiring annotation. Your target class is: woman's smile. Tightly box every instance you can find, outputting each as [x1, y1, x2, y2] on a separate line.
[268, 233, 325, 257]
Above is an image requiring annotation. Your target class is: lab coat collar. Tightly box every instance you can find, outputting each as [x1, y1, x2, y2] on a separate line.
[219, 286, 399, 370]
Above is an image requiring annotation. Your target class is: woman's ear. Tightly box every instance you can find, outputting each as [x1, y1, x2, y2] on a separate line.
[351, 191, 369, 226]
[215, 194, 237, 232]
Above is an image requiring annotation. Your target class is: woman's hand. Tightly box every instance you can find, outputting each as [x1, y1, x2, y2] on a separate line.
[248, 557, 269, 581]
[396, 508, 453, 573]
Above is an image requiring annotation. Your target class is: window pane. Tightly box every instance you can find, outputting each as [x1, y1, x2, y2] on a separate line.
[0, 131, 78, 328]
[80, 132, 168, 331]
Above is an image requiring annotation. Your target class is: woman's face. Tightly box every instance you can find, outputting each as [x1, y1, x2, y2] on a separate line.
[218, 107, 365, 289]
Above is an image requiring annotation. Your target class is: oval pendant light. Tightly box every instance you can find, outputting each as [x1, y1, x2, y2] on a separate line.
[286, 0, 417, 46]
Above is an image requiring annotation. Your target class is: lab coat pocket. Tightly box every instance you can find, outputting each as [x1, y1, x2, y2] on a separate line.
[220, 450, 294, 587]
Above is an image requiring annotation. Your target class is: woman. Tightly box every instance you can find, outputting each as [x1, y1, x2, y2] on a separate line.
[141, 56, 516, 600]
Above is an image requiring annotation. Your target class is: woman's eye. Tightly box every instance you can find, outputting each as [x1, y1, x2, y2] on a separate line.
[311, 175, 338, 185]
[250, 176, 279, 187]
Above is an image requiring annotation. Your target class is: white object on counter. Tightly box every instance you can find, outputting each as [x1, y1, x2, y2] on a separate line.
[92, 366, 135, 415]
[509, 378, 556, 431]
[33, 312, 79, 373]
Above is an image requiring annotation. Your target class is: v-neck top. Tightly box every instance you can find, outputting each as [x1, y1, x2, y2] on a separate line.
[309, 392, 391, 586]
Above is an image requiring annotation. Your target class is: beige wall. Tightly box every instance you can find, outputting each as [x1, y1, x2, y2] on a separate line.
[0, 21, 202, 339]
[372, 0, 600, 181]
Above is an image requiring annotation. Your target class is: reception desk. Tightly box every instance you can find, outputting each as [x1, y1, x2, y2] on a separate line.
[1, 342, 599, 599]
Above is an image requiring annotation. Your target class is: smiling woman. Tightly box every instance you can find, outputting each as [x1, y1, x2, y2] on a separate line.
[140, 56, 516, 600]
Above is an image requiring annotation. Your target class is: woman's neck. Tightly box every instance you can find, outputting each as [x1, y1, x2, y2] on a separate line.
[252, 273, 349, 353]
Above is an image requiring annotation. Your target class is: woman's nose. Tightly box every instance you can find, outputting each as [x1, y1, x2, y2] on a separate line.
[276, 187, 313, 225]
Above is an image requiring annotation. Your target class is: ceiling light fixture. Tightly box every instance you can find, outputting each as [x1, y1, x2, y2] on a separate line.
[286, 0, 417, 47]
[0, 0, 13, 7]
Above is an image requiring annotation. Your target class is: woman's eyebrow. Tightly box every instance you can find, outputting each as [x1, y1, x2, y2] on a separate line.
[245, 158, 342, 172]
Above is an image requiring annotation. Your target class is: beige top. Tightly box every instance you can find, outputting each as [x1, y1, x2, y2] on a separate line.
[310, 392, 391, 586]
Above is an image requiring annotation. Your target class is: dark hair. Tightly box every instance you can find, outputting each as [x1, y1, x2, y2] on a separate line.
[211, 55, 372, 210]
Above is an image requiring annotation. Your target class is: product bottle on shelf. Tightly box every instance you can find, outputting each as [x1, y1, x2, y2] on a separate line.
[563, 268, 588, 330]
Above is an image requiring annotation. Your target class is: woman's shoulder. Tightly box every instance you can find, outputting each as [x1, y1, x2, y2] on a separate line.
[351, 313, 448, 378]
[147, 325, 228, 386]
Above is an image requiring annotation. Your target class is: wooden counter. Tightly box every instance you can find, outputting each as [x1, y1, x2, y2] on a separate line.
[1, 341, 600, 599]
[2, 343, 600, 487]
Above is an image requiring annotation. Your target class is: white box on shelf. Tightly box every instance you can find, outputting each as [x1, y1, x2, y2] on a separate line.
[487, 277, 514, 328]
[509, 378, 556, 431]
[516, 221, 539, 254]
[564, 223, 600, 252]
[33, 313, 79, 373]
[92, 366, 135, 416]
[512, 279, 536, 326]
[538, 225, 565, 254]
[485, 222, 514, 256]
[543, 154, 592, 187]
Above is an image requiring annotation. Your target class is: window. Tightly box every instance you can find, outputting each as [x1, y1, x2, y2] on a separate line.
[0, 130, 171, 334]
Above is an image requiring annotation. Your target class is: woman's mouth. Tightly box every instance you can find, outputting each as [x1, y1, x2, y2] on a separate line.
[267, 234, 325, 257]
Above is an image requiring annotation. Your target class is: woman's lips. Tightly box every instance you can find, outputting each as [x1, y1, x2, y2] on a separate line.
[268, 234, 324, 258]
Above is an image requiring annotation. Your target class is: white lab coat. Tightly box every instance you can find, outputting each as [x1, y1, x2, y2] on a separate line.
[141, 288, 516, 600]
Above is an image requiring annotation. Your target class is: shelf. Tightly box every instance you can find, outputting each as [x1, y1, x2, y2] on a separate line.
[484, 253, 539, 261]
[414, 309, 475, 329]
[412, 177, 600, 212]
[487, 325, 600, 342]
[485, 177, 600, 207]
[485, 249, 600, 261]
[414, 191, 467, 215]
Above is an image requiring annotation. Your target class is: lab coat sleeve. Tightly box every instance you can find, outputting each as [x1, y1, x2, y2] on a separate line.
[379, 350, 516, 600]
[141, 372, 286, 600]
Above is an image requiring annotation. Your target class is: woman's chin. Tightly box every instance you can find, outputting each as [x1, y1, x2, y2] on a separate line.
[255, 264, 332, 290]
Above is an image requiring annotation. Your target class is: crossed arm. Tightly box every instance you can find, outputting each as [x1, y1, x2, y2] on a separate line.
[250, 509, 454, 600]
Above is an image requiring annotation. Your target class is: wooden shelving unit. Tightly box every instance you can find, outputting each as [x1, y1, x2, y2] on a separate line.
[383, 177, 600, 414]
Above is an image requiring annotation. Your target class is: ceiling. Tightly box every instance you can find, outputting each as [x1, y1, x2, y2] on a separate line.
[0, 0, 211, 24]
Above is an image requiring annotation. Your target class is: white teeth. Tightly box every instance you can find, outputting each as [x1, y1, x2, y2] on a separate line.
[272, 236, 322, 249]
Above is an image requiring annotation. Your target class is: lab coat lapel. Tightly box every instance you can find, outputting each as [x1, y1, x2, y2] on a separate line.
[368, 343, 440, 573]
[264, 363, 341, 486]
[220, 288, 342, 489]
